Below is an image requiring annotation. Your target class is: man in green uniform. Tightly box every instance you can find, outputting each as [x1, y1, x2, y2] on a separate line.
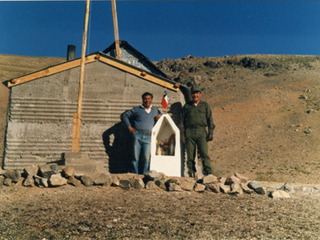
[179, 86, 215, 177]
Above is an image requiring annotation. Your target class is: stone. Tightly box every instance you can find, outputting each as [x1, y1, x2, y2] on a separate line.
[248, 181, 262, 190]
[34, 176, 48, 188]
[39, 163, 59, 179]
[133, 174, 144, 180]
[94, 173, 112, 186]
[119, 179, 131, 189]
[206, 183, 220, 193]
[146, 181, 156, 190]
[234, 172, 248, 183]
[229, 183, 243, 195]
[159, 172, 166, 181]
[269, 190, 291, 199]
[304, 129, 312, 134]
[111, 176, 120, 187]
[78, 226, 90, 232]
[202, 174, 218, 184]
[279, 182, 295, 193]
[24, 164, 39, 177]
[0, 176, 4, 187]
[155, 180, 166, 190]
[144, 170, 162, 182]
[62, 166, 75, 178]
[67, 176, 82, 187]
[0, 169, 5, 175]
[165, 178, 179, 187]
[14, 177, 24, 187]
[240, 183, 254, 194]
[254, 187, 265, 195]
[168, 184, 183, 192]
[169, 178, 181, 185]
[4, 170, 21, 182]
[225, 176, 241, 185]
[219, 177, 227, 185]
[181, 180, 196, 191]
[307, 109, 316, 114]
[165, 181, 176, 191]
[194, 183, 206, 192]
[74, 166, 106, 180]
[3, 178, 12, 186]
[299, 94, 308, 100]
[23, 176, 35, 187]
[49, 173, 68, 187]
[219, 183, 230, 194]
[74, 172, 85, 179]
[130, 177, 145, 190]
[165, 179, 182, 191]
[80, 176, 93, 187]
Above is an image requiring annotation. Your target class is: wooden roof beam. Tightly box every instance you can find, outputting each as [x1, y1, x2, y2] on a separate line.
[98, 57, 180, 91]
[5, 53, 180, 91]
[7, 55, 97, 88]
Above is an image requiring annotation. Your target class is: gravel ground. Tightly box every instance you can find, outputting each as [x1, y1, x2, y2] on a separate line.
[1, 183, 320, 240]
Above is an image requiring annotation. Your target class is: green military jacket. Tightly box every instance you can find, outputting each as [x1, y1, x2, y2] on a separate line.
[180, 100, 213, 128]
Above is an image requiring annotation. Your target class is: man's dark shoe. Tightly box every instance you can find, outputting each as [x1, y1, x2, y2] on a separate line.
[204, 169, 211, 176]
[189, 172, 195, 178]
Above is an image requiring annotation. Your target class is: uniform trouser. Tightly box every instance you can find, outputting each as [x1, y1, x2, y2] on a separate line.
[186, 128, 212, 174]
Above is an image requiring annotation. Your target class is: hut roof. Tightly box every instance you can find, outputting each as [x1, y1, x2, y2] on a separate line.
[2, 50, 180, 91]
[103, 41, 168, 78]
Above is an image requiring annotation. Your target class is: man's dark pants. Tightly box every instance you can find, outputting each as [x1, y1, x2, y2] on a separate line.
[186, 128, 212, 174]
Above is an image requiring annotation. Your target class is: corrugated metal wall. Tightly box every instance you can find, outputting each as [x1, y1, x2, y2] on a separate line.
[4, 97, 178, 172]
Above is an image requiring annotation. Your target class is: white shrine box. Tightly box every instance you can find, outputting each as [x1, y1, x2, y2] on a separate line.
[150, 114, 182, 177]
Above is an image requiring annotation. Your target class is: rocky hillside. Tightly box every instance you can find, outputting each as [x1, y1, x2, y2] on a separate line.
[154, 54, 320, 184]
[1, 53, 320, 183]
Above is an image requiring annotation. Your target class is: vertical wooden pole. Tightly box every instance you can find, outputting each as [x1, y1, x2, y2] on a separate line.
[72, 0, 90, 152]
[111, 0, 121, 59]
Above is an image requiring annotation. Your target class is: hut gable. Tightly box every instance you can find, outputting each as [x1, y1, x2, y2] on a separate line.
[103, 41, 167, 78]
[3, 52, 179, 91]
[2, 44, 186, 173]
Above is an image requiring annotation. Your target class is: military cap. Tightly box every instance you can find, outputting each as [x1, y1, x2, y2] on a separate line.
[191, 86, 202, 93]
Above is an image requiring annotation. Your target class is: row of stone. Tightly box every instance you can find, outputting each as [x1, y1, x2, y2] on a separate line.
[0, 164, 291, 198]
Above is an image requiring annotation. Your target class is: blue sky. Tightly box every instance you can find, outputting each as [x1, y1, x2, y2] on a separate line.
[1, 1, 320, 61]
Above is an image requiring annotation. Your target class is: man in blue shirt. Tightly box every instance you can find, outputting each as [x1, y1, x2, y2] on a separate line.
[121, 92, 162, 174]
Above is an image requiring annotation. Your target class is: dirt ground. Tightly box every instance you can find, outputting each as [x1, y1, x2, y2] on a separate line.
[1, 181, 320, 240]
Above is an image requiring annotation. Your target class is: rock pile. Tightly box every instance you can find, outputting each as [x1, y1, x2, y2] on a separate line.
[0, 165, 292, 199]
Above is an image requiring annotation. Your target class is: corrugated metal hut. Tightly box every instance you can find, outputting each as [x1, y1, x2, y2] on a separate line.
[2, 41, 188, 173]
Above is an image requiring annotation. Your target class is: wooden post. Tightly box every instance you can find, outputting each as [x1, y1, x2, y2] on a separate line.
[72, 0, 90, 152]
[111, 0, 121, 59]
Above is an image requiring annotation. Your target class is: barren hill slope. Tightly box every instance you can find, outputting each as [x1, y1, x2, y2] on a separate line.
[1, 54, 320, 183]
[155, 54, 320, 183]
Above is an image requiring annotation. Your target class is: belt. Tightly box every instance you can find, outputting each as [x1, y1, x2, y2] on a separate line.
[141, 131, 151, 136]
[187, 125, 206, 129]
